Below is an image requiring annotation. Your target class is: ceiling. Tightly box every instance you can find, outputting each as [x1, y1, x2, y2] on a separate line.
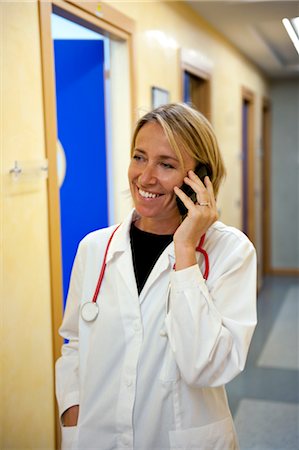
[186, 0, 299, 79]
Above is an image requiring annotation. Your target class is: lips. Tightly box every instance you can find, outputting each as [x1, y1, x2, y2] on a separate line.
[138, 188, 162, 199]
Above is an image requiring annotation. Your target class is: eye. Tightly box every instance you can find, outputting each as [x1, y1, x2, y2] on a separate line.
[132, 154, 144, 162]
[160, 162, 175, 169]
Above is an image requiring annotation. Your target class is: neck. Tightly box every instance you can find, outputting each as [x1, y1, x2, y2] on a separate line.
[134, 215, 181, 235]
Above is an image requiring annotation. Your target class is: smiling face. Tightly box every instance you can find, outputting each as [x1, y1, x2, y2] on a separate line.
[128, 122, 195, 234]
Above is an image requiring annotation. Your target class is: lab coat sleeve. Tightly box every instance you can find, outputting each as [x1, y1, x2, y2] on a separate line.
[55, 242, 84, 420]
[164, 232, 257, 387]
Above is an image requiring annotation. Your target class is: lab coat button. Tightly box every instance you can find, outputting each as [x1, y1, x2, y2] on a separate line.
[160, 329, 167, 337]
[121, 435, 129, 446]
[133, 320, 141, 332]
[125, 378, 133, 387]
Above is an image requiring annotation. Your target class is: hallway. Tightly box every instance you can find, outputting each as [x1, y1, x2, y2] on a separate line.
[227, 275, 299, 450]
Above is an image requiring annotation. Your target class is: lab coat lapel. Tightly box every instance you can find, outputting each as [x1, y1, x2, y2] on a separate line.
[139, 242, 175, 305]
[104, 209, 177, 303]
[105, 210, 139, 300]
[115, 247, 139, 300]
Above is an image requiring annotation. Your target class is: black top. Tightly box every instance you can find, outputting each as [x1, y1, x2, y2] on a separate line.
[130, 222, 173, 294]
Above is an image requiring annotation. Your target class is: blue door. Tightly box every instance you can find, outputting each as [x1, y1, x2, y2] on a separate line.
[54, 39, 108, 305]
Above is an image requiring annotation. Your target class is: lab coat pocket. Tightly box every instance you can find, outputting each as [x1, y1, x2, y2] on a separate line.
[169, 416, 238, 450]
[159, 343, 181, 383]
[61, 426, 78, 450]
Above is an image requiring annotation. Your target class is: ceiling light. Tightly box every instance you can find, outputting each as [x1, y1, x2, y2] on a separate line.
[282, 17, 299, 56]
[292, 17, 299, 36]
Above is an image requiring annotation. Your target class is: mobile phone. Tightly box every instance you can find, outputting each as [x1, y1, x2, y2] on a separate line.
[176, 163, 210, 215]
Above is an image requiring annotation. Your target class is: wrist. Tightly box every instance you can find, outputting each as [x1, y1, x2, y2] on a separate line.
[174, 244, 197, 270]
[174, 241, 195, 255]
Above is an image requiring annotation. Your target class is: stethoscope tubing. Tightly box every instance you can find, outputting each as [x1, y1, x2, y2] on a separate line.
[81, 224, 209, 322]
[91, 224, 121, 303]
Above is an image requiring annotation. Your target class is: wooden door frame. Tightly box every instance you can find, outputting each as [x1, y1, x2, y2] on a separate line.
[181, 61, 211, 121]
[38, 1, 135, 445]
[241, 87, 255, 246]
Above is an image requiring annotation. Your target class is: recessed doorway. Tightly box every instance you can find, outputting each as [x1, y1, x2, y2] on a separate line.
[241, 88, 255, 245]
[182, 63, 211, 120]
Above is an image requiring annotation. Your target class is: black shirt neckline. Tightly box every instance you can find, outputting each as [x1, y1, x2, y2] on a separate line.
[130, 222, 173, 294]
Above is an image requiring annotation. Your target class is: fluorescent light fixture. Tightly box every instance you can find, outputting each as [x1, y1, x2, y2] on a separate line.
[292, 17, 299, 35]
[282, 17, 299, 55]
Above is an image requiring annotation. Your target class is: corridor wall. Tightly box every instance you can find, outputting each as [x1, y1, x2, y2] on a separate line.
[1, 0, 270, 447]
[270, 79, 299, 271]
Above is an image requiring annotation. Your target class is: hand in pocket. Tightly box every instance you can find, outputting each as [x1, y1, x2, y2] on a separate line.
[62, 405, 79, 427]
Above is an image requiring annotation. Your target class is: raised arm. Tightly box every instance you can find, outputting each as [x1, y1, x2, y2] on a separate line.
[165, 230, 257, 387]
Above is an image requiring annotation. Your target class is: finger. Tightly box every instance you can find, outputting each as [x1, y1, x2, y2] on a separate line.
[189, 174, 216, 208]
[174, 186, 213, 216]
[183, 173, 207, 194]
[183, 175, 210, 203]
[174, 186, 198, 210]
[204, 177, 217, 207]
[188, 170, 206, 187]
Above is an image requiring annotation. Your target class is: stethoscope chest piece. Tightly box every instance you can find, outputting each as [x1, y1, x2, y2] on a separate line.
[81, 301, 99, 322]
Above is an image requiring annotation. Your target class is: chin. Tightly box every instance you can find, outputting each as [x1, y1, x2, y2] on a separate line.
[134, 205, 159, 218]
[136, 204, 179, 222]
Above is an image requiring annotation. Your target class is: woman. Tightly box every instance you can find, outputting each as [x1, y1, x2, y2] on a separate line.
[56, 103, 257, 450]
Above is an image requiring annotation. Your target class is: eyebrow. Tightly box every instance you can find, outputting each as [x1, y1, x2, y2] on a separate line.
[133, 148, 179, 162]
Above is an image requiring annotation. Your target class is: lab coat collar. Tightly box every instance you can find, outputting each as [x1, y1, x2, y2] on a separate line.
[105, 209, 137, 263]
[105, 209, 176, 303]
[106, 209, 176, 263]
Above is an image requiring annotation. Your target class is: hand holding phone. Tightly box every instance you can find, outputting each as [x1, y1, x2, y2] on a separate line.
[176, 163, 210, 215]
[173, 166, 217, 271]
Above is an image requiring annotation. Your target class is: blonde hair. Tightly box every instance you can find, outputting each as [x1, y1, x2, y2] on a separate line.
[131, 103, 226, 196]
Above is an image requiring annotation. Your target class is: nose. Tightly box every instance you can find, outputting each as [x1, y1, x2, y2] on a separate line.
[139, 164, 157, 186]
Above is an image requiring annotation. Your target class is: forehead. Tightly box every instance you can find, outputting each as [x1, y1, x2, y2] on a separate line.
[135, 122, 194, 167]
[135, 122, 170, 147]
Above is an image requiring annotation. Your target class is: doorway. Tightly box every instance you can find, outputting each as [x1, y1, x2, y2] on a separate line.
[52, 14, 110, 306]
[39, 2, 134, 444]
[39, 0, 134, 361]
[241, 88, 255, 245]
[182, 64, 211, 120]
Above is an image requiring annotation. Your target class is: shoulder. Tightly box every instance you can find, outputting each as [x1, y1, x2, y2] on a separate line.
[205, 222, 256, 282]
[81, 225, 118, 243]
[206, 221, 256, 255]
[79, 209, 135, 250]
[209, 221, 253, 242]
[78, 224, 120, 255]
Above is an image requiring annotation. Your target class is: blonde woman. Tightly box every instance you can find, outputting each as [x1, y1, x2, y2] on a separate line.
[56, 103, 257, 450]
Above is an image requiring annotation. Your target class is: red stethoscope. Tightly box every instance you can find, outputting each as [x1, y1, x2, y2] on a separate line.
[80, 225, 210, 322]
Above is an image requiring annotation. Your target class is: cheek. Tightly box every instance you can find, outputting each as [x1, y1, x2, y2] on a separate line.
[165, 180, 181, 201]
[128, 163, 136, 181]
[167, 175, 185, 191]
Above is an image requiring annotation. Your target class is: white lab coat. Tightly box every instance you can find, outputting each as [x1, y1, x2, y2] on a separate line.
[56, 209, 257, 450]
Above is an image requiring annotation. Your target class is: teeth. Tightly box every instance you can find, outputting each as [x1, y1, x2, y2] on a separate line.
[139, 189, 160, 199]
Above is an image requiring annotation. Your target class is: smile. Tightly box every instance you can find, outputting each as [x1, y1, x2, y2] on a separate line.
[138, 188, 162, 199]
